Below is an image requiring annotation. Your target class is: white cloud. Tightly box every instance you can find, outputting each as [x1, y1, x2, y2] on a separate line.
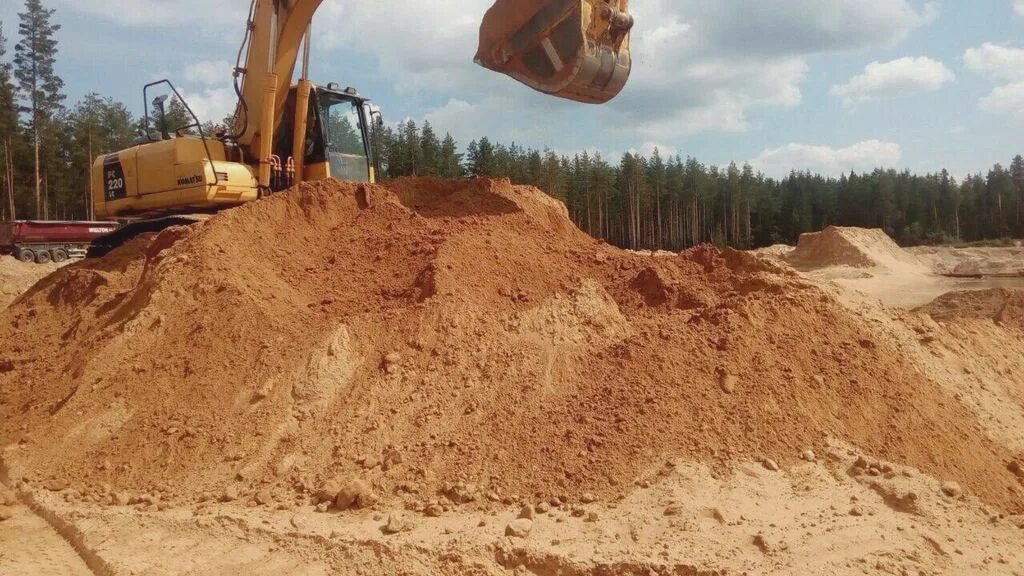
[829, 57, 954, 106]
[421, 95, 573, 147]
[316, 0, 933, 141]
[629, 142, 678, 158]
[184, 60, 232, 87]
[56, 0, 935, 143]
[964, 43, 1024, 82]
[979, 81, 1024, 119]
[178, 87, 236, 125]
[1016, 0, 1024, 16]
[965, 43, 1024, 120]
[751, 140, 903, 177]
[56, 0, 243, 27]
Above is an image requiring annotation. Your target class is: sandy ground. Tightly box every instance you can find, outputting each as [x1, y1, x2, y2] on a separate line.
[910, 244, 1024, 278]
[1, 218, 1022, 575]
[793, 265, 1024, 310]
[0, 255, 64, 309]
[765, 232, 1024, 309]
[4, 445, 1023, 576]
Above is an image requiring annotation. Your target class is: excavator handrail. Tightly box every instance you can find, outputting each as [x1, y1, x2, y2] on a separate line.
[142, 80, 221, 185]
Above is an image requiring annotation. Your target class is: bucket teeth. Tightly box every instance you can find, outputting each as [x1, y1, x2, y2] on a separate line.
[476, 0, 633, 104]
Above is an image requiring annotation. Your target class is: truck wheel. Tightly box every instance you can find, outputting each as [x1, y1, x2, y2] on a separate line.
[35, 250, 52, 264]
[16, 248, 35, 263]
[51, 249, 68, 263]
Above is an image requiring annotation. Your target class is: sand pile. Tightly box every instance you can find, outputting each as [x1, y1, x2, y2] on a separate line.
[911, 245, 1024, 277]
[918, 288, 1024, 331]
[0, 255, 63, 309]
[786, 226, 926, 272]
[1, 178, 1021, 514]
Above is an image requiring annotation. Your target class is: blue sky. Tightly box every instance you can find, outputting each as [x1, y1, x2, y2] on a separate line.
[1, 0, 1022, 178]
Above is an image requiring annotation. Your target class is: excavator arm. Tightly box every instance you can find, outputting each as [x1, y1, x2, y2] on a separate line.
[233, 0, 321, 152]
[233, 0, 634, 158]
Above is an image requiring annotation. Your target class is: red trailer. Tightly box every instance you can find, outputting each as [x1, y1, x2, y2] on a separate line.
[0, 220, 120, 264]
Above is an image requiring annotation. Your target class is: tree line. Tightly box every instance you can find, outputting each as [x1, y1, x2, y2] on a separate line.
[373, 120, 1024, 249]
[0, 0, 136, 221]
[1, 0, 1022, 249]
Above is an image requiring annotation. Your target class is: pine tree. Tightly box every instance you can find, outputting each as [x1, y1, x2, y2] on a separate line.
[15, 0, 64, 219]
[1011, 155, 1024, 236]
[64, 93, 134, 218]
[466, 137, 495, 177]
[419, 120, 440, 176]
[0, 21, 20, 220]
[146, 96, 195, 138]
[987, 164, 1014, 238]
[398, 120, 422, 176]
[437, 133, 462, 179]
[0, 22, 17, 141]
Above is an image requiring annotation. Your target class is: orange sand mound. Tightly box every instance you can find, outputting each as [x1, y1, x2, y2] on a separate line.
[1, 178, 1020, 514]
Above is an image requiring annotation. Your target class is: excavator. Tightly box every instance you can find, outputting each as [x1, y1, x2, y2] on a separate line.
[89, 0, 633, 250]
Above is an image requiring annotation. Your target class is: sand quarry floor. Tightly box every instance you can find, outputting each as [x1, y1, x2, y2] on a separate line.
[0, 183, 1022, 576]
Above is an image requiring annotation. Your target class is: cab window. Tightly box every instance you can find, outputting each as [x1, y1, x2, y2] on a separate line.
[321, 99, 370, 182]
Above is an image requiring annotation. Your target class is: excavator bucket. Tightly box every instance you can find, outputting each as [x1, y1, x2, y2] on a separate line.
[476, 0, 633, 104]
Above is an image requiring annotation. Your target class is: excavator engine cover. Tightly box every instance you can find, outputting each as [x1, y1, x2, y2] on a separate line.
[476, 0, 632, 104]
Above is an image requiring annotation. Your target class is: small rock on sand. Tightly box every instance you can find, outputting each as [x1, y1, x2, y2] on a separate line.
[505, 518, 533, 538]
[718, 370, 737, 394]
[1009, 461, 1023, 478]
[801, 450, 816, 463]
[314, 480, 342, 504]
[762, 458, 779, 471]
[383, 352, 401, 374]
[753, 533, 785, 554]
[335, 479, 378, 510]
[220, 486, 239, 502]
[580, 492, 597, 504]
[382, 513, 412, 535]
[255, 489, 273, 506]
[0, 487, 16, 506]
[424, 504, 444, 517]
[941, 482, 963, 498]
[518, 504, 535, 520]
[0, 507, 13, 521]
[45, 479, 68, 492]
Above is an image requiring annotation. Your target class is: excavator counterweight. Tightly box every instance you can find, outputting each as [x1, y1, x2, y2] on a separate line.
[476, 0, 633, 104]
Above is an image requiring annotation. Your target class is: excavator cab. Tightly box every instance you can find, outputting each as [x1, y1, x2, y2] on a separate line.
[476, 0, 633, 104]
[276, 84, 376, 188]
[313, 85, 374, 183]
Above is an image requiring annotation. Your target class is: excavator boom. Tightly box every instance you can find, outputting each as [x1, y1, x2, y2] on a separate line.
[476, 0, 633, 104]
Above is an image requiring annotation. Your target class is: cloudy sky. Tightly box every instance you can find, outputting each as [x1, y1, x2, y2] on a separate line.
[1, 0, 1022, 178]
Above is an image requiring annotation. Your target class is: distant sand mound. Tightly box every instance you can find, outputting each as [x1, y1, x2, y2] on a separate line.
[917, 288, 1024, 331]
[786, 226, 925, 272]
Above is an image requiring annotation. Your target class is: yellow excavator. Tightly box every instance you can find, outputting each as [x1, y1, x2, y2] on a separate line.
[89, 0, 633, 250]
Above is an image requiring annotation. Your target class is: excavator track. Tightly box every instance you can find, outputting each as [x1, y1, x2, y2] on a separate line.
[0, 503, 96, 576]
[88, 215, 212, 258]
